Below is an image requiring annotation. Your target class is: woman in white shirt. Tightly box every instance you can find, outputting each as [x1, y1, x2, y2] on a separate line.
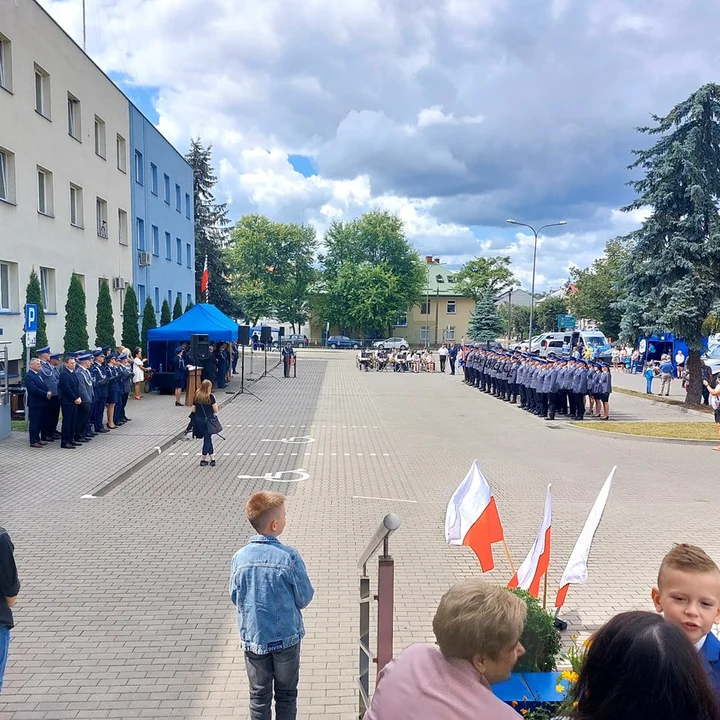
[132, 347, 146, 399]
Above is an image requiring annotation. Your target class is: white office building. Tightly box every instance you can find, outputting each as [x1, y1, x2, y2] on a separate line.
[0, 0, 132, 369]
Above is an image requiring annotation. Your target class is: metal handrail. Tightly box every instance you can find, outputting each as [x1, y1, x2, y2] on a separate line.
[358, 513, 401, 573]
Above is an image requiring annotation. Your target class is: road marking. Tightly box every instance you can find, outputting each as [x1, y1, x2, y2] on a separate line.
[247, 425, 254, 427]
[81, 494, 96, 499]
[260, 436, 316, 445]
[264, 452, 271, 456]
[291, 452, 298, 456]
[356, 453, 363, 456]
[278, 452, 284, 456]
[223, 453, 230, 456]
[251, 452, 257, 456]
[383, 453, 390, 456]
[318, 453, 324, 456]
[238, 468, 310, 483]
[353, 495, 418, 504]
[237, 453, 244, 456]
[370, 453, 377, 456]
[344, 453, 350, 456]
[331, 452, 337, 456]
[168, 452, 175, 456]
[182, 453, 189, 456]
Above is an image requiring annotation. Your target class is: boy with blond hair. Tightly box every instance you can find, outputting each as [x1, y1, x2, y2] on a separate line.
[652, 543, 720, 698]
[230, 492, 314, 720]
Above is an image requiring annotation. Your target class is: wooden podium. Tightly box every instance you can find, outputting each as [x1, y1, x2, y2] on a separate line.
[185, 367, 203, 406]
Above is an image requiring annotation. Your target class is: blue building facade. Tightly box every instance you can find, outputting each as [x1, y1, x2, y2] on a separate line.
[129, 104, 195, 325]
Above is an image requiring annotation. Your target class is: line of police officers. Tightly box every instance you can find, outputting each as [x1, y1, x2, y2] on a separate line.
[461, 346, 613, 421]
[25, 345, 134, 449]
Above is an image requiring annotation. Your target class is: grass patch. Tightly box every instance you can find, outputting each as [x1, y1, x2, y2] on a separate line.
[11, 420, 28, 431]
[614, 386, 713, 413]
[577, 421, 718, 440]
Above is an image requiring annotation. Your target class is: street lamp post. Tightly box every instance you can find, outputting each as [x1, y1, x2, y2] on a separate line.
[434, 275, 444, 346]
[506, 219, 567, 350]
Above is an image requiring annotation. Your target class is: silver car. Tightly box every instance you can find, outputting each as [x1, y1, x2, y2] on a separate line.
[373, 337, 408, 350]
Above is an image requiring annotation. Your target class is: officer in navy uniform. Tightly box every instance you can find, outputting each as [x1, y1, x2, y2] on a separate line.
[35, 346, 61, 441]
[572, 359, 589, 420]
[172, 346, 188, 406]
[58, 355, 82, 448]
[116, 353, 133, 424]
[24, 357, 51, 447]
[90, 350, 109, 433]
[74, 354, 95, 443]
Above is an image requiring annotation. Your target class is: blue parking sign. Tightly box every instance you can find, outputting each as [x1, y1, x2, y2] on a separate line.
[25, 304, 38, 332]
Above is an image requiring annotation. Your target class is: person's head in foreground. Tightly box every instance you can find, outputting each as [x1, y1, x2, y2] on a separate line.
[364, 580, 526, 719]
[652, 543, 720, 645]
[572, 611, 719, 720]
[246, 491, 286, 538]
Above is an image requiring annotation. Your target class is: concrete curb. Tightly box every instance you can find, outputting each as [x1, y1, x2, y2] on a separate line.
[83, 365, 283, 498]
[560, 421, 718, 446]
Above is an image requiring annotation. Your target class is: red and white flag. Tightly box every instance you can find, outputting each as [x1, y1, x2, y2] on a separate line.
[508, 485, 552, 598]
[445, 460, 506, 572]
[200, 255, 209, 295]
[555, 466, 616, 609]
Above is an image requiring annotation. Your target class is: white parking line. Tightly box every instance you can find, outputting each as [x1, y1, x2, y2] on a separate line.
[182, 452, 189, 456]
[223, 453, 230, 456]
[353, 495, 418, 504]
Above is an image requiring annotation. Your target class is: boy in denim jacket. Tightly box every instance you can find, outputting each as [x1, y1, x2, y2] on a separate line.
[230, 492, 314, 720]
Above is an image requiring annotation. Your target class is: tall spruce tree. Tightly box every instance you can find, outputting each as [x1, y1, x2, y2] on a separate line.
[22, 269, 48, 362]
[172, 295, 183, 320]
[185, 139, 236, 316]
[95, 279, 116, 347]
[63, 274, 89, 352]
[619, 83, 720, 404]
[160, 299, 172, 326]
[185, 299, 194, 313]
[141, 297, 157, 352]
[467, 291, 503, 346]
[122, 285, 141, 350]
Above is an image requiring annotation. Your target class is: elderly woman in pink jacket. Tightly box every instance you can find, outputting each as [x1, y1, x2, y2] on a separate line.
[364, 580, 525, 720]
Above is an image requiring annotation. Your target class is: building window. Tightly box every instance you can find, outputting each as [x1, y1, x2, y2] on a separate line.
[163, 174, 170, 203]
[186, 243, 192, 269]
[186, 293, 191, 308]
[447, 274, 455, 284]
[167, 290, 172, 307]
[37, 166, 54, 215]
[176, 238, 182, 265]
[395, 313, 407, 327]
[150, 163, 158, 195]
[185, 192, 191, 218]
[154, 287, 160, 311]
[137, 218, 145, 251]
[444, 326, 456, 341]
[177, 291, 182, 306]
[34, 64, 50, 118]
[165, 232, 172, 260]
[116, 134, 127, 172]
[151, 225, 159, 256]
[94, 116, 106, 158]
[137, 284, 146, 309]
[118, 209, 128, 245]
[0, 34, 12, 93]
[96, 197, 108, 237]
[0, 147, 15, 203]
[447, 300, 456, 314]
[69, 183, 83, 227]
[420, 302, 429, 315]
[67, 93, 81, 140]
[39, 266, 56, 312]
[134, 150, 144, 185]
[420, 327, 430, 342]
[0, 261, 12, 311]
[175, 184, 181, 211]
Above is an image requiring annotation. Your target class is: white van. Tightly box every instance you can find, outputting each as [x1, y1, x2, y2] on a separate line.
[531, 332, 572, 356]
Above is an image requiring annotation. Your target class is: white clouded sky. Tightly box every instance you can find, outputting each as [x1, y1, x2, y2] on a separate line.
[40, 0, 716, 289]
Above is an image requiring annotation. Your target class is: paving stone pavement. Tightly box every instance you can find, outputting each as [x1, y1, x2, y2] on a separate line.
[1, 356, 720, 719]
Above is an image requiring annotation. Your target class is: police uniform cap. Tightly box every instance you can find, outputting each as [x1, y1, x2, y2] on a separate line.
[175, 346, 184, 353]
[92, 349, 104, 357]
[118, 353, 128, 359]
[78, 353, 93, 362]
[108, 352, 118, 359]
[35, 346, 51, 355]
[50, 353, 61, 360]
[102, 345, 112, 352]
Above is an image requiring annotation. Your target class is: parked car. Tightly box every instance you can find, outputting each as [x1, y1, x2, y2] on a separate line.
[372, 337, 408, 350]
[284, 334, 308, 348]
[703, 344, 720, 375]
[327, 335, 363, 349]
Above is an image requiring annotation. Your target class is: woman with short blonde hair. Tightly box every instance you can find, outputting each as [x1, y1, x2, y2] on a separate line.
[364, 579, 526, 719]
[191, 379, 219, 466]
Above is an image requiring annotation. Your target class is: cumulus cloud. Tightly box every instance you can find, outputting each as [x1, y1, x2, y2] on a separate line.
[40, 0, 715, 288]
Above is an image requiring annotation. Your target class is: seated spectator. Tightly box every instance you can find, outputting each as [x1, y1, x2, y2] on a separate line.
[571, 611, 720, 720]
[422, 350, 435, 372]
[363, 580, 526, 720]
[411, 351, 421, 373]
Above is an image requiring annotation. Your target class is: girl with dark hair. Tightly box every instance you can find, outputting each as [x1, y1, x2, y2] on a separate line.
[573, 611, 720, 720]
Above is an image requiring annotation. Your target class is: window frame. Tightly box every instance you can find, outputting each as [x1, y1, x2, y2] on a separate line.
[134, 150, 144, 185]
[175, 183, 181, 212]
[118, 209, 128, 245]
[186, 242, 192, 269]
[165, 231, 172, 260]
[150, 163, 158, 195]
[137, 217, 146, 251]
[94, 116, 107, 159]
[151, 225, 159, 256]
[37, 166, 53, 216]
[163, 174, 170, 204]
[0, 34, 12, 93]
[185, 192, 191, 218]
[446, 300, 457, 315]
[0, 148, 11, 203]
[69, 183, 83, 228]
[0, 261, 11, 311]
[67, 93, 81, 141]
[96, 197, 108, 238]
[39, 266, 55, 312]
[116, 134, 127, 172]
[176, 237, 182, 265]
[34, 64, 50, 119]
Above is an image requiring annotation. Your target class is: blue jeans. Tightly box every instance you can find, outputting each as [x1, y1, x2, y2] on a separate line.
[646, 378, 653, 393]
[244, 642, 300, 720]
[0, 627, 10, 695]
[202, 432, 214, 456]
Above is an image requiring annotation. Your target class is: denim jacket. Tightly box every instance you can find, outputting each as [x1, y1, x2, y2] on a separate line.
[229, 535, 315, 655]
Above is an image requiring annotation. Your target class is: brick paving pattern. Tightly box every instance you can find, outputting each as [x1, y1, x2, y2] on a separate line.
[1, 355, 719, 718]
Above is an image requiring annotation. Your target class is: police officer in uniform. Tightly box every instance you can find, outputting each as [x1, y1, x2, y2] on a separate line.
[36, 346, 61, 441]
[24, 357, 50, 447]
[90, 350, 110, 433]
[74, 354, 95, 443]
[59, 355, 82, 448]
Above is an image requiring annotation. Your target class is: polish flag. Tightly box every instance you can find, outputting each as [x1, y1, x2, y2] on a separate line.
[555, 467, 616, 609]
[445, 460, 506, 572]
[508, 485, 552, 598]
[200, 255, 209, 294]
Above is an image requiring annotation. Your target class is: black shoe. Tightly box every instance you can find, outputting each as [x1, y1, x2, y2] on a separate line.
[61, 443, 76, 449]
[200, 460, 209, 466]
[210, 460, 216, 467]
[96, 428, 109, 434]
[175, 402, 184, 407]
[41, 437, 55, 442]
[124, 417, 132, 422]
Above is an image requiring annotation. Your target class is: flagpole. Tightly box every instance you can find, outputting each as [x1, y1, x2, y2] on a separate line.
[502, 539, 516, 575]
[542, 573, 548, 609]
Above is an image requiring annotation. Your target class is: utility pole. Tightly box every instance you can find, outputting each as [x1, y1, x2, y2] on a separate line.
[82, 0, 87, 51]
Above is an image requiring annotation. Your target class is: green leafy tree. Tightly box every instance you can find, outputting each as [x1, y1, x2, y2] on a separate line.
[121, 285, 141, 350]
[160, 299, 172, 326]
[21, 269, 48, 364]
[568, 239, 627, 339]
[172, 295, 183, 320]
[534, 295, 569, 333]
[319, 211, 425, 336]
[63, 273, 89, 352]
[94, 279, 116, 348]
[185, 299, 194, 313]
[186, 139, 237, 316]
[453, 256, 517, 301]
[498, 302, 533, 340]
[467, 291, 503, 345]
[141, 297, 157, 352]
[619, 83, 720, 404]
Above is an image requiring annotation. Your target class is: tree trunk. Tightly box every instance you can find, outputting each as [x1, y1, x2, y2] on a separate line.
[685, 349, 703, 405]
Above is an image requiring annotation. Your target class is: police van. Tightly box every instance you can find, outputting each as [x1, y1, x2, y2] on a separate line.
[532, 330, 613, 361]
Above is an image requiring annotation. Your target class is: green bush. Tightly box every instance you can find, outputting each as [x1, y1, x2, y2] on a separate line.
[185, 299, 194, 313]
[160, 299, 172, 326]
[95, 279, 116, 347]
[63, 273, 89, 352]
[141, 297, 157, 352]
[121, 285, 140, 350]
[509, 588, 562, 672]
[21, 269, 48, 370]
[172, 295, 183, 320]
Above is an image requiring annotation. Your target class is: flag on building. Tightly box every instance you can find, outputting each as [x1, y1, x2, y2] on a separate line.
[445, 460, 506, 572]
[508, 485, 552, 597]
[200, 255, 209, 296]
[555, 467, 616, 609]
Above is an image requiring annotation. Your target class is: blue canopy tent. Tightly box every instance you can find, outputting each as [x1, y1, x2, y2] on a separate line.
[147, 304, 238, 389]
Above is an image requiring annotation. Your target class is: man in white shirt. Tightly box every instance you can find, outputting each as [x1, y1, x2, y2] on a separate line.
[438, 344, 449, 373]
[675, 349, 686, 378]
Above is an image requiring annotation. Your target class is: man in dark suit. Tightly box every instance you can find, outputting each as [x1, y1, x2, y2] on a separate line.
[58, 355, 82, 449]
[24, 358, 50, 448]
[172, 346, 187, 407]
